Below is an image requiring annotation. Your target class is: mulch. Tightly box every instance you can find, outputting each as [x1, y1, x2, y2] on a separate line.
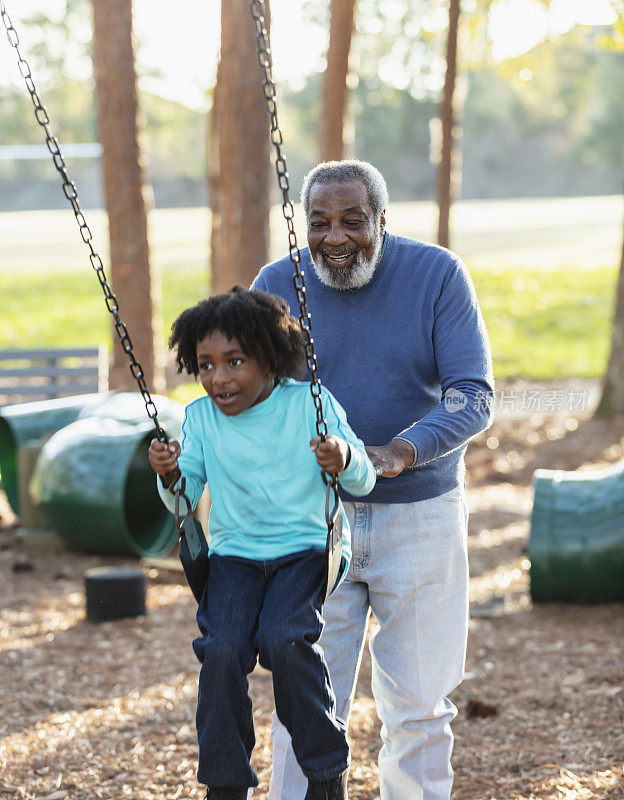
[1, 398, 623, 799]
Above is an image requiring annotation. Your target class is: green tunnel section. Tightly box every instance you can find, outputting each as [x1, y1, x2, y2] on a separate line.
[1, 392, 186, 557]
[529, 463, 624, 603]
[0, 394, 103, 514]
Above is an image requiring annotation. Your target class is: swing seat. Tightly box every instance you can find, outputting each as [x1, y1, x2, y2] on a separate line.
[175, 482, 344, 605]
[176, 489, 210, 603]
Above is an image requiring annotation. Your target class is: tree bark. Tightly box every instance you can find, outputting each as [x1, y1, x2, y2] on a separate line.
[436, 0, 461, 250]
[210, 0, 271, 294]
[92, 0, 164, 392]
[320, 0, 357, 162]
[596, 189, 624, 416]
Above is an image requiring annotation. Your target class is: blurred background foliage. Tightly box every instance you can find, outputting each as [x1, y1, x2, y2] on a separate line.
[1, 9, 622, 210]
[0, 0, 622, 387]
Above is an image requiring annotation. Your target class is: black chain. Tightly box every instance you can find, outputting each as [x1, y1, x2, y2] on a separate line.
[1, 2, 169, 445]
[248, 1, 332, 470]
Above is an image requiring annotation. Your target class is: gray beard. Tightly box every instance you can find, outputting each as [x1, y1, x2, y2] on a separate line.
[312, 233, 383, 290]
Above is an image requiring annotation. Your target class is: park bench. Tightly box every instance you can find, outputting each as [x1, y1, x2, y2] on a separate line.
[0, 347, 108, 405]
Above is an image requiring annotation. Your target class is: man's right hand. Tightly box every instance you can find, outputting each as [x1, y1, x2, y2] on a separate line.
[148, 439, 181, 476]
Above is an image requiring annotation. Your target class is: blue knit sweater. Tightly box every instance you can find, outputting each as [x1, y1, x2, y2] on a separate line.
[252, 233, 494, 503]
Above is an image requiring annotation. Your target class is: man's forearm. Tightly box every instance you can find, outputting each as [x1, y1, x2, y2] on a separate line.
[398, 381, 493, 467]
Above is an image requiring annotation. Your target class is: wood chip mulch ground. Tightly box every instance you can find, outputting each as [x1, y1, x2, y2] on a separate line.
[1, 400, 623, 800]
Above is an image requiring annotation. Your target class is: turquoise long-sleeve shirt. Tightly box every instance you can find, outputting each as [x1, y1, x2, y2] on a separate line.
[157, 378, 376, 565]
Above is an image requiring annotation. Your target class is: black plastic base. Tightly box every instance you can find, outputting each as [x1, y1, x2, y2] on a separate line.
[85, 565, 146, 622]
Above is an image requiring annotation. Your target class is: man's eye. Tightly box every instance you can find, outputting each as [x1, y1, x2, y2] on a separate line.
[344, 219, 363, 227]
[309, 221, 327, 229]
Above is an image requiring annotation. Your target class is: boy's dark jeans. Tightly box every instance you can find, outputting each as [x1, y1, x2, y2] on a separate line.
[193, 549, 350, 789]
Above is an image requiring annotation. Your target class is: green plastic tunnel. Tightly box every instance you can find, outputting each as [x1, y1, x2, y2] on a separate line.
[30, 414, 183, 558]
[1, 392, 186, 557]
[0, 392, 184, 517]
[529, 462, 624, 603]
[0, 394, 103, 514]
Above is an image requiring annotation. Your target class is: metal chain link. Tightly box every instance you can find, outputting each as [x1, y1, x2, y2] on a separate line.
[248, 0, 333, 470]
[1, 2, 169, 445]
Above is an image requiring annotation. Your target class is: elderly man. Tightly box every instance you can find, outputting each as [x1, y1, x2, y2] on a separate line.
[251, 160, 494, 800]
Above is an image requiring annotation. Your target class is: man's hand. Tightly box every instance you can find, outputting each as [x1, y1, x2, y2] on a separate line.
[149, 439, 181, 477]
[365, 439, 416, 478]
[310, 435, 350, 474]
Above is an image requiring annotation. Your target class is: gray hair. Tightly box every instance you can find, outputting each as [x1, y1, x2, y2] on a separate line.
[300, 159, 389, 219]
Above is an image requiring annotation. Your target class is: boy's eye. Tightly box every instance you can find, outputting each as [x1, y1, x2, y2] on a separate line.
[229, 357, 243, 366]
[198, 361, 212, 371]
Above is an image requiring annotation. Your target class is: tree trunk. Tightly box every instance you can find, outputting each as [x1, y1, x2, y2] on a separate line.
[92, 0, 164, 392]
[210, 0, 271, 294]
[320, 0, 357, 162]
[596, 190, 624, 416]
[436, 0, 461, 250]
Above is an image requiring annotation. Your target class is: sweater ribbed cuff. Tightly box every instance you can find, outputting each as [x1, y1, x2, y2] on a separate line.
[398, 426, 439, 467]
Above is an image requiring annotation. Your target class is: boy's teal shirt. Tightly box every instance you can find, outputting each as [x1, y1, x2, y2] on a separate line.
[157, 379, 376, 566]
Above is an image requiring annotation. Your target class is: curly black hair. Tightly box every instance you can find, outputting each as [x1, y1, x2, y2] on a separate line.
[169, 286, 307, 380]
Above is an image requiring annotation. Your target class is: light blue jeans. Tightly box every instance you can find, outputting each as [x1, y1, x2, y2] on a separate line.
[266, 488, 469, 800]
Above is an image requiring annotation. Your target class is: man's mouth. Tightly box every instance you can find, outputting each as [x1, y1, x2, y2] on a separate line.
[322, 250, 357, 268]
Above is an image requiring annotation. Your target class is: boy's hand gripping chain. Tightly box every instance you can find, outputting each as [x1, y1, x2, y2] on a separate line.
[249, 0, 341, 603]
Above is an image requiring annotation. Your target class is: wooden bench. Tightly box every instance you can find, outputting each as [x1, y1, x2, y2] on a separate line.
[0, 347, 108, 403]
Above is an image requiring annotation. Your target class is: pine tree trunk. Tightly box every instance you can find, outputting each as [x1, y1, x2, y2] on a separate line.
[320, 0, 357, 162]
[92, 0, 164, 392]
[436, 0, 461, 250]
[596, 192, 624, 416]
[210, 0, 271, 294]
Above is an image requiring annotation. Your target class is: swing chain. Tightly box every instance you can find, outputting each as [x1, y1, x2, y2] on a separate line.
[248, 0, 331, 455]
[0, 2, 168, 446]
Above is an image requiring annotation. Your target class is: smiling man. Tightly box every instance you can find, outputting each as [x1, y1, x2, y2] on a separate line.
[307, 178, 385, 290]
[252, 160, 494, 800]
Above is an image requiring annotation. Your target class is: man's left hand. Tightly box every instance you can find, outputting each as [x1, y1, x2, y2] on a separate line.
[366, 439, 415, 478]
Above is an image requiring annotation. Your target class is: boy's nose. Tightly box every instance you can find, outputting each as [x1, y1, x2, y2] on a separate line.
[211, 364, 229, 386]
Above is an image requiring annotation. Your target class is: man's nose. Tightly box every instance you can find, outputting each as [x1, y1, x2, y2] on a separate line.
[324, 222, 349, 247]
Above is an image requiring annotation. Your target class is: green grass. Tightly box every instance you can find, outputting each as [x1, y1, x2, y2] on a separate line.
[1, 199, 621, 381]
[0, 267, 209, 350]
[471, 265, 616, 379]
[1, 261, 616, 381]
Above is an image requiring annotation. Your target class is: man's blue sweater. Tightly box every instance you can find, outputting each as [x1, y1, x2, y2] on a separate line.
[252, 233, 494, 503]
